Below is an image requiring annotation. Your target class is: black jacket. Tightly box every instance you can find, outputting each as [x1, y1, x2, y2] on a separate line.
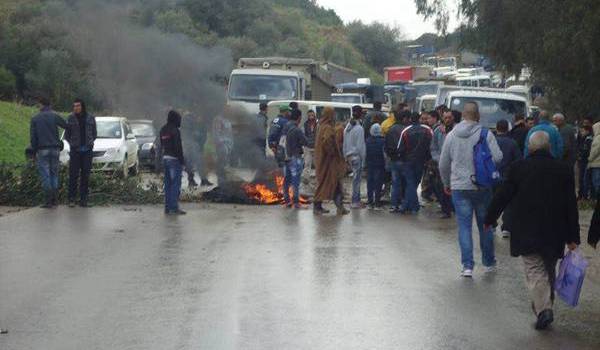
[495, 134, 522, 179]
[485, 150, 580, 260]
[509, 123, 528, 153]
[30, 108, 67, 151]
[286, 123, 307, 158]
[384, 124, 404, 161]
[397, 122, 432, 164]
[159, 113, 185, 164]
[304, 119, 317, 148]
[64, 113, 97, 149]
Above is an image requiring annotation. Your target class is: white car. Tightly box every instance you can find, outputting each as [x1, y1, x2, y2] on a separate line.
[60, 116, 140, 177]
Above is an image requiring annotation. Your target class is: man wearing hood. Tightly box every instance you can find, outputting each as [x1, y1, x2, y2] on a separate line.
[343, 105, 367, 208]
[160, 110, 186, 215]
[64, 98, 97, 207]
[439, 102, 503, 278]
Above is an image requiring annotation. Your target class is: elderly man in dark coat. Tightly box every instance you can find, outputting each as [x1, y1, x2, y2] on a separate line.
[485, 130, 580, 331]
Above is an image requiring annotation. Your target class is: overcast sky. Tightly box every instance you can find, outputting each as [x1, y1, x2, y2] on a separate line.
[316, 0, 458, 40]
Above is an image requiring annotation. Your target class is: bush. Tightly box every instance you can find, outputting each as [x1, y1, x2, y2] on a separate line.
[0, 66, 16, 99]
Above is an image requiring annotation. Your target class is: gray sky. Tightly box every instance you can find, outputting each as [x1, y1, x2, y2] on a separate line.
[316, 0, 459, 40]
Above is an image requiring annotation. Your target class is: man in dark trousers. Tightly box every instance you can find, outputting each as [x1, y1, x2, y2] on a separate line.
[160, 110, 186, 215]
[30, 97, 67, 208]
[283, 109, 307, 209]
[485, 131, 580, 330]
[494, 119, 522, 237]
[64, 98, 97, 207]
[510, 113, 529, 153]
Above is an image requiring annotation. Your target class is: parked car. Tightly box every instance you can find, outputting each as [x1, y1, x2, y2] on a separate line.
[129, 119, 157, 169]
[60, 116, 139, 177]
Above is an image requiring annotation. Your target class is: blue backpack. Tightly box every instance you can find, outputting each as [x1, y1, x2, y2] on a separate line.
[472, 128, 500, 188]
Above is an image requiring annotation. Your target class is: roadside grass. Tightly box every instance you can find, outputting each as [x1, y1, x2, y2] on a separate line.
[0, 101, 38, 164]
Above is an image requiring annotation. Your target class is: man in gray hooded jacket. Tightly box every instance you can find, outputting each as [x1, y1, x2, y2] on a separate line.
[439, 102, 503, 278]
[343, 105, 367, 208]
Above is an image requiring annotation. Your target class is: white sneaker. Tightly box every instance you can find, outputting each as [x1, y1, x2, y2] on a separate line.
[461, 269, 473, 278]
[501, 230, 510, 238]
[484, 265, 497, 274]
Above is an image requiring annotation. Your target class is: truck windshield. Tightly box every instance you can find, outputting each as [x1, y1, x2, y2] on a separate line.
[438, 58, 455, 68]
[412, 84, 439, 97]
[450, 97, 526, 128]
[228, 75, 298, 102]
[331, 95, 362, 104]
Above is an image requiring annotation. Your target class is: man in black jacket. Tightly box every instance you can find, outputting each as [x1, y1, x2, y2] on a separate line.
[160, 110, 186, 215]
[64, 99, 97, 207]
[485, 131, 580, 330]
[30, 97, 67, 208]
[384, 110, 411, 212]
[284, 109, 307, 208]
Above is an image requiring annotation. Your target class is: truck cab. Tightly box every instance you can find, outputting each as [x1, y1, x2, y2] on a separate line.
[227, 68, 305, 115]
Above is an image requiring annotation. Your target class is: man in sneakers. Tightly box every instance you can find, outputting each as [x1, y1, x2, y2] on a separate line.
[343, 105, 367, 209]
[385, 110, 411, 213]
[396, 112, 433, 214]
[283, 109, 307, 209]
[439, 102, 503, 277]
[485, 131, 580, 330]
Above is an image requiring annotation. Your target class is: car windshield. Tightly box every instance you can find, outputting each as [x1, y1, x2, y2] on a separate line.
[228, 74, 298, 102]
[331, 95, 362, 104]
[97, 120, 122, 139]
[316, 107, 351, 123]
[130, 123, 155, 137]
[451, 97, 526, 128]
[438, 58, 454, 67]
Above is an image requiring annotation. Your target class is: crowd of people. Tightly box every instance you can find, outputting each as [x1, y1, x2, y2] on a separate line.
[28, 95, 600, 330]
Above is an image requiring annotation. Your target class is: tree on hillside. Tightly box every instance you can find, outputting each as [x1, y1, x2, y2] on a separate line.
[346, 21, 405, 73]
[414, 0, 600, 118]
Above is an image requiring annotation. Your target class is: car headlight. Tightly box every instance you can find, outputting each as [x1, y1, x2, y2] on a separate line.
[142, 142, 154, 151]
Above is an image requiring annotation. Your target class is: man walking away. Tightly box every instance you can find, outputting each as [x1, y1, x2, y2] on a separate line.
[343, 105, 367, 209]
[302, 110, 317, 180]
[363, 101, 386, 139]
[213, 113, 234, 187]
[385, 110, 410, 213]
[30, 97, 67, 208]
[396, 112, 433, 214]
[553, 113, 577, 170]
[283, 109, 307, 209]
[485, 131, 579, 330]
[64, 99, 97, 208]
[160, 110, 186, 215]
[524, 111, 563, 159]
[576, 124, 593, 199]
[494, 120, 522, 237]
[268, 105, 291, 169]
[510, 113, 529, 153]
[439, 102, 503, 277]
[255, 103, 269, 158]
[366, 123, 386, 209]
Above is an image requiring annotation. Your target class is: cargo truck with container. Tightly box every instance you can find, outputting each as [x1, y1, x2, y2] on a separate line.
[384, 66, 432, 83]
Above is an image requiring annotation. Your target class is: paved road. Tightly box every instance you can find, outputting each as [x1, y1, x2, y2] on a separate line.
[1, 204, 599, 350]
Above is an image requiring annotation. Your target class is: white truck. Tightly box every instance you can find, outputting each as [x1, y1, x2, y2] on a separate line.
[227, 57, 358, 115]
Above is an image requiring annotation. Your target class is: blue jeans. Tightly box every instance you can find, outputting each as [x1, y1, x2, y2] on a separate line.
[452, 189, 496, 270]
[400, 161, 424, 212]
[163, 158, 182, 212]
[284, 157, 304, 204]
[37, 149, 60, 191]
[350, 157, 363, 204]
[591, 167, 600, 199]
[578, 161, 591, 199]
[390, 160, 405, 208]
[367, 166, 385, 204]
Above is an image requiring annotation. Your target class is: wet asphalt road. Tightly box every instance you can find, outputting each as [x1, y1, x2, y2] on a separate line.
[1, 204, 600, 350]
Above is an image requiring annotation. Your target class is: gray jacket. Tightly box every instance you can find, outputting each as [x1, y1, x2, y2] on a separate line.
[30, 107, 67, 151]
[343, 120, 366, 162]
[439, 120, 503, 190]
[430, 124, 449, 163]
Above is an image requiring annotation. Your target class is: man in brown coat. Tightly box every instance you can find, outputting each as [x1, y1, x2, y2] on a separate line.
[313, 107, 349, 215]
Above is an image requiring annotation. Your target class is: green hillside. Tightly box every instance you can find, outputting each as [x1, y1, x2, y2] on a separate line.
[0, 101, 38, 164]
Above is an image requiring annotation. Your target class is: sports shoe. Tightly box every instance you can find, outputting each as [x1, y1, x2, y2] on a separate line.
[461, 269, 473, 278]
[501, 230, 511, 238]
[535, 309, 554, 330]
[389, 206, 400, 213]
[351, 202, 365, 209]
[484, 265, 497, 274]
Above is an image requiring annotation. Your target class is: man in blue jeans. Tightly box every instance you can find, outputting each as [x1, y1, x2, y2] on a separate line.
[159, 110, 186, 215]
[343, 105, 366, 209]
[29, 97, 67, 208]
[439, 102, 503, 277]
[283, 109, 307, 208]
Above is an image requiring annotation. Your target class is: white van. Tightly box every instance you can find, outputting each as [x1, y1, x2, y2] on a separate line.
[456, 75, 492, 88]
[445, 91, 529, 129]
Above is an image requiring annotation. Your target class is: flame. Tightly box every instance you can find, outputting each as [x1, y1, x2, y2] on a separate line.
[242, 175, 309, 205]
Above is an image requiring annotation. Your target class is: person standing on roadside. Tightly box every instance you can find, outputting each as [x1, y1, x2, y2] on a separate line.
[283, 109, 307, 209]
[160, 110, 186, 215]
[587, 121, 600, 196]
[439, 102, 503, 278]
[29, 97, 67, 208]
[255, 102, 269, 158]
[363, 101, 386, 140]
[524, 111, 563, 159]
[366, 123, 386, 209]
[343, 105, 367, 209]
[396, 112, 433, 214]
[494, 119, 522, 237]
[385, 110, 411, 213]
[313, 107, 349, 215]
[64, 99, 96, 208]
[485, 131, 580, 330]
[430, 109, 455, 218]
[302, 109, 317, 180]
[268, 105, 291, 169]
[421, 110, 441, 202]
[510, 113, 529, 153]
[553, 113, 577, 170]
[576, 124, 594, 200]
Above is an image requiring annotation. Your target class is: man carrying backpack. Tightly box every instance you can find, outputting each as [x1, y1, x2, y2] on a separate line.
[439, 102, 503, 278]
